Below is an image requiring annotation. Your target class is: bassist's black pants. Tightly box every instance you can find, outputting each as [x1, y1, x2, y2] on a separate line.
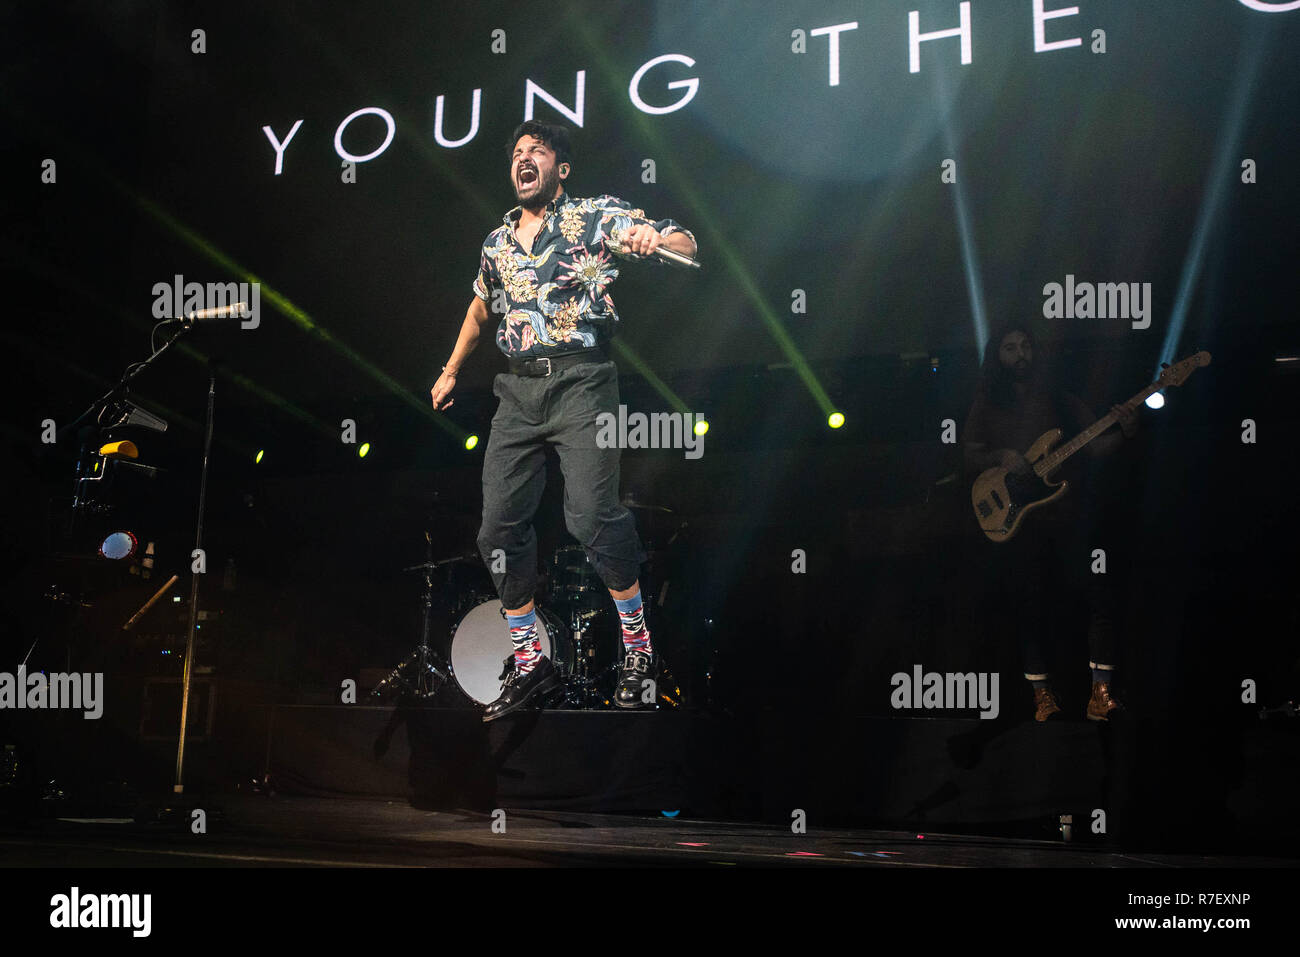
[985, 513, 1118, 680]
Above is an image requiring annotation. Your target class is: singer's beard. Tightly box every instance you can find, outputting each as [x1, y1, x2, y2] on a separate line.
[515, 165, 560, 211]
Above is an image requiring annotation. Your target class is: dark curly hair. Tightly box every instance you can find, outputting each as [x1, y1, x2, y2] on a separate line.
[505, 120, 573, 170]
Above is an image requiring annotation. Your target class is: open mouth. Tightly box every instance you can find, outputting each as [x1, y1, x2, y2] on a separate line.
[518, 166, 538, 187]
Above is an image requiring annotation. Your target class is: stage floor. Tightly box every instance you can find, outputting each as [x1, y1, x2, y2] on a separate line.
[3, 795, 1296, 868]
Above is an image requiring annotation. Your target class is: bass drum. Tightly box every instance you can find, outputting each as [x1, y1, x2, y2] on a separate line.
[449, 599, 571, 706]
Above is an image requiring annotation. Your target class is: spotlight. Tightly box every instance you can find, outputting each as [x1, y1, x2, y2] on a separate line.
[693, 419, 709, 436]
[99, 530, 139, 561]
[828, 412, 845, 429]
[464, 435, 479, 451]
[254, 449, 265, 464]
[358, 442, 371, 458]
[1144, 393, 1165, 410]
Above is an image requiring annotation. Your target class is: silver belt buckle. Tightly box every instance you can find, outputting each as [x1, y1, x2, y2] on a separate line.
[537, 357, 553, 377]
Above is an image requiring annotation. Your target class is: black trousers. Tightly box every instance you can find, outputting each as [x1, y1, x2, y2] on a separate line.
[476, 358, 645, 610]
[985, 513, 1119, 680]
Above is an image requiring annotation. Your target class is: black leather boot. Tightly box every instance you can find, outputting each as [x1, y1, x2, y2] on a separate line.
[483, 655, 561, 722]
[614, 650, 659, 710]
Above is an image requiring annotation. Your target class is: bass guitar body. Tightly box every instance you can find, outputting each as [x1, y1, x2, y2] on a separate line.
[971, 429, 1069, 542]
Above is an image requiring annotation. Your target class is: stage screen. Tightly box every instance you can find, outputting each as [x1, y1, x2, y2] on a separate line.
[125, 0, 1299, 399]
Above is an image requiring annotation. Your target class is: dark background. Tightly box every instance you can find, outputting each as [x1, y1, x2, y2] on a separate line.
[1, 1, 1297, 844]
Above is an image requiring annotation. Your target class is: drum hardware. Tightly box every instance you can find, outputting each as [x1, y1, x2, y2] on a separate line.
[543, 532, 690, 710]
[400, 553, 479, 572]
[547, 545, 604, 603]
[370, 532, 454, 701]
[390, 503, 691, 711]
[563, 605, 614, 709]
[402, 550, 486, 621]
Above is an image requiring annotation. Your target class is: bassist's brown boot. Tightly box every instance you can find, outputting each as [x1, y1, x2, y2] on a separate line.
[1033, 686, 1062, 722]
[1087, 681, 1124, 721]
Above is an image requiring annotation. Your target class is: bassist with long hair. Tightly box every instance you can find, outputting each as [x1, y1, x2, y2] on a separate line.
[962, 321, 1138, 722]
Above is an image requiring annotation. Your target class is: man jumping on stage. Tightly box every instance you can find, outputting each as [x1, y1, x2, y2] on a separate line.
[430, 120, 697, 721]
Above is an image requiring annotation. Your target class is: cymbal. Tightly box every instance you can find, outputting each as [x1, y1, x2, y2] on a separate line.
[401, 552, 482, 572]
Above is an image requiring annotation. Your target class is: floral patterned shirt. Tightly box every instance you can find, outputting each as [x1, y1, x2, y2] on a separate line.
[472, 190, 694, 359]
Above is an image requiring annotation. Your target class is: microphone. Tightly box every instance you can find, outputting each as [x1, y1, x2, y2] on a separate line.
[609, 233, 701, 270]
[185, 302, 248, 322]
[647, 244, 701, 269]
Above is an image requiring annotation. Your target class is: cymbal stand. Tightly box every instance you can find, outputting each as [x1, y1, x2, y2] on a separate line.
[370, 532, 451, 700]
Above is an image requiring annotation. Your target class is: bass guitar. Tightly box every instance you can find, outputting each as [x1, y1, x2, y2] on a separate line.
[971, 351, 1210, 542]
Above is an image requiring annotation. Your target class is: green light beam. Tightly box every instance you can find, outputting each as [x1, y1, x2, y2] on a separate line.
[561, 11, 834, 414]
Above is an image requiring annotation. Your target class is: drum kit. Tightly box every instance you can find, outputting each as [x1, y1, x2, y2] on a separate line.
[370, 498, 683, 711]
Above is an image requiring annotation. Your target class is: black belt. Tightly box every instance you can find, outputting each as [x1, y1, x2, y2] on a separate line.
[507, 348, 607, 377]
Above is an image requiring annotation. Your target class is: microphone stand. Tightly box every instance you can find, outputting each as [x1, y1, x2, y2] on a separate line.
[60, 318, 194, 444]
[64, 320, 193, 535]
[173, 366, 216, 796]
[59, 317, 221, 823]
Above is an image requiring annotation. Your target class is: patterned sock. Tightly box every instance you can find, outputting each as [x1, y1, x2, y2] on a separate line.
[614, 592, 652, 655]
[507, 608, 542, 674]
